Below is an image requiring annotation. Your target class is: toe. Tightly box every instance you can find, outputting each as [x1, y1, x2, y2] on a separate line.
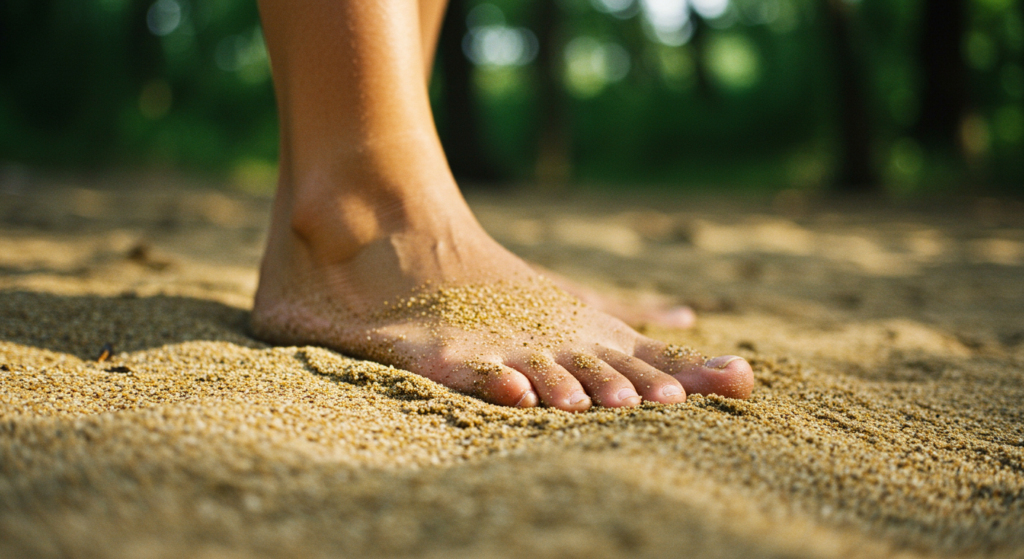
[509, 354, 592, 412]
[452, 360, 539, 408]
[648, 306, 696, 329]
[634, 340, 754, 400]
[558, 351, 643, 408]
[598, 348, 686, 404]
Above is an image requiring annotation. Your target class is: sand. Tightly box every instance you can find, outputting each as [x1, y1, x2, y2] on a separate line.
[1, 177, 1023, 559]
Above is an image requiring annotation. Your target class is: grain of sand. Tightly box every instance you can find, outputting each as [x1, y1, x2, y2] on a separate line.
[1, 179, 1023, 559]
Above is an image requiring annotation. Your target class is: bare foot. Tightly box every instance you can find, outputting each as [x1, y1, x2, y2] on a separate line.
[252, 0, 750, 412]
[252, 189, 752, 412]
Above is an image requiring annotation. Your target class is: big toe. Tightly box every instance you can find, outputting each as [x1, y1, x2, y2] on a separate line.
[675, 355, 754, 399]
[634, 341, 754, 400]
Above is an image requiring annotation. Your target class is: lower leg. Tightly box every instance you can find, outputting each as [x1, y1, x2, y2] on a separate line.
[257, 0, 462, 251]
[256, 0, 498, 297]
[419, 0, 448, 78]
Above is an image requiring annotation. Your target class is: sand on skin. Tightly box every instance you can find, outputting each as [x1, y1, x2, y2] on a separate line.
[1, 178, 1023, 559]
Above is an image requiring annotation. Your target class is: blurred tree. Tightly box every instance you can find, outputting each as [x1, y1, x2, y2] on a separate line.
[914, 0, 967, 157]
[533, 0, 571, 185]
[437, 0, 501, 182]
[1, 0, 1019, 192]
[0, 0, 133, 165]
[823, 0, 879, 192]
[688, 14, 717, 102]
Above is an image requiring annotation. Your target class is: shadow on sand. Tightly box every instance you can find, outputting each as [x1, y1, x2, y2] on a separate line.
[0, 290, 263, 360]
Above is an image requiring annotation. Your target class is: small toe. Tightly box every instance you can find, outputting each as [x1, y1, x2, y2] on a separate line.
[634, 341, 754, 400]
[509, 354, 592, 412]
[559, 351, 642, 408]
[452, 360, 538, 407]
[646, 306, 696, 329]
[599, 348, 686, 404]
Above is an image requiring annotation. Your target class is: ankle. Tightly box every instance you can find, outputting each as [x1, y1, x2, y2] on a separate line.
[286, 185, 395, 258]
[280, 175, 476, 268]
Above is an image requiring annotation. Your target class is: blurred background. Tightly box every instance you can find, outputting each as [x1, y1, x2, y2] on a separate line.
[1, 0, 1022, 196]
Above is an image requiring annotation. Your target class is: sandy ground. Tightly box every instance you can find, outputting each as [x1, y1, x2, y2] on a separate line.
[1, 176, 1023, 559]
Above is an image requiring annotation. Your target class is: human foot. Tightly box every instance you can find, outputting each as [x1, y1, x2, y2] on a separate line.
[252, 190, 752, 412]
[252, 0, 747, 412]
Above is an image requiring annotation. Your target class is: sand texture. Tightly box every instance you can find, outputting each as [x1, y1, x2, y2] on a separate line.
[1, 178, 1023, 559]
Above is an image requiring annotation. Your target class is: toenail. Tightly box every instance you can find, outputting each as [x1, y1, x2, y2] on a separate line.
[617, 388, 640, 402]
[569, 391, 589, 405]
[516, 389, 539, 408]
[704, 355, 743, 370]
[661, 385, 683, 397]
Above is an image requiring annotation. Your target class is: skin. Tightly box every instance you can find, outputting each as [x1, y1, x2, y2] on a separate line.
[251, 0, 754, 412]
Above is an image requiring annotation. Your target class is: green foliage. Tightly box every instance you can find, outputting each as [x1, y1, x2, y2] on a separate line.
[0, 0, 276, 173]
[0, 0, 1021, 192]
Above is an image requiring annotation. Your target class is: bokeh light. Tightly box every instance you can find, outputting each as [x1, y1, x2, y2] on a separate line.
[640, 0, 694, 46]
[961, 114, 992, 160]
[215, 28, 271, 83]
[591, 0, 640, 19]
[564, 37, 631, 97]
[463, 4, 538, 67]
[690, 0, 729, 20]
[706, 33, 760, 89]
[147, 0, 183, 37]
[464, 26, 539, 67]
[887, 137, 924, 191]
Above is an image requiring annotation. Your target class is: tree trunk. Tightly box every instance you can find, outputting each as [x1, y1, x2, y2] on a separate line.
[533, 0, 571, 186]
[689, 16, 716, 102]
[437, 0, 501, 183]
[823, 0, 878, 192]
[914, 0, 967, 154]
